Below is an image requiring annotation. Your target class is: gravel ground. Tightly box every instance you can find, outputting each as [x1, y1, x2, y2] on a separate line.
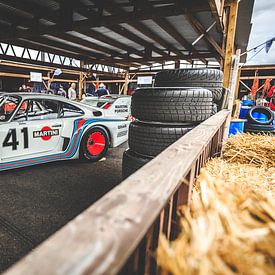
[0, 142, 127, 272]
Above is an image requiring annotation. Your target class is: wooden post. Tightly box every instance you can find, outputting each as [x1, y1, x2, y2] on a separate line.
[123, 71, 129, 95]
[83, 76, 87, 95]
[234, 67, 241, 100]
[79, 60, 85, 99]
[47, 71, 51, 89]
[223, 49, 241, 140]
[223, 0, 239, 88]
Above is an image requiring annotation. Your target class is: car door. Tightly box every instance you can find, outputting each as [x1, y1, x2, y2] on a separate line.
[1, 98, 64, 162]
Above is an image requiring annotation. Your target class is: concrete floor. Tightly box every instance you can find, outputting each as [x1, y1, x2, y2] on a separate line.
[0, 142, 127, 272]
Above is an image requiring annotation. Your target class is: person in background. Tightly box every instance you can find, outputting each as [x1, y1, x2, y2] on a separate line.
[19, 84, 31, 92]
[68, 83, 77, 101]
[57, 84, 67, 97]
[267, 86, 275, 111]
[95, 83, 109, 97]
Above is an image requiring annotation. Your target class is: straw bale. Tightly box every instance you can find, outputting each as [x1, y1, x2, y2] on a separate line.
[222, 133, 275, 168]
[157, 133, 275, 275]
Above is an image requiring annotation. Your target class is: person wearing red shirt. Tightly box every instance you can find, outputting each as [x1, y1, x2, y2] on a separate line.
[267, 86, 275, 111]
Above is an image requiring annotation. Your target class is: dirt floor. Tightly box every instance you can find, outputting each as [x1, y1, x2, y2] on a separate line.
[0, 142, 127, 272]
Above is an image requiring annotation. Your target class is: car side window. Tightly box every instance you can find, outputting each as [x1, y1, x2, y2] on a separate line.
[60, 102, 84, 118]
[0, 96, 21, 122]
[13, 99, 60, 121]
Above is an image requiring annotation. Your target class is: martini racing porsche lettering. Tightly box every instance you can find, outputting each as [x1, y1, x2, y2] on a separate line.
[115, 105, 128, 113]
[33, 127, 59, 140]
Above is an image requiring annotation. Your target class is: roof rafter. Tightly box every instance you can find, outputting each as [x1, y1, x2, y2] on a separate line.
[0, 1, 210, 40]
[103, 1, 189, 61]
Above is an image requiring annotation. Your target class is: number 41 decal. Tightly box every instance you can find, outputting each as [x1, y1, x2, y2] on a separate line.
[3, 128, 29, 150]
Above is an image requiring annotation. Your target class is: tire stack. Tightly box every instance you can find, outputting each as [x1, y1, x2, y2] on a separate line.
[244, 106, 275, 134]
[122, 68, 224, 179]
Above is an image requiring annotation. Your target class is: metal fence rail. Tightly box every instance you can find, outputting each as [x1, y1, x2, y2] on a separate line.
[5, 110, 229, 275]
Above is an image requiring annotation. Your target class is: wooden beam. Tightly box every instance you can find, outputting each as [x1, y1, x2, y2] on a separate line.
[240, 76, 275, 80]
[185, 13, 224, 59]
[0, 0, 148, 62]
[103, 3, 173, 59]
[153, 17, 206, 63]
[0, 3, 205, 41]
[128, 21, 188, 60]
[223, 49, 240, 138]
[223, 0, 239, 88]
[108, 25, 170, 59]
[0, 60, 87, 75]
[77, 29, 146, 58]
[239, 80, 252, 92]
[51, 33, 144, 66]
[234, 67, 241, 100]
[208, 0, 225, 32]
[104, 0, 188, 60]
[241, 65, 275, 71]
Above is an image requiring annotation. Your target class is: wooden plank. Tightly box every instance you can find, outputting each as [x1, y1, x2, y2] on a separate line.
[223, 0, 239, 88]
[0, 60, 87, 74]
[4, 110, 229, 275]
[240, 76, 275, 80]
[184, 12, 224, 59]
[223, 49, 240, 139]
[208, 0, 225, 32]
[241, 65, 275, 70]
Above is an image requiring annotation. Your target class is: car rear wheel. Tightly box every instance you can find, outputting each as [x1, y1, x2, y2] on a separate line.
[80, 127, 109, 161]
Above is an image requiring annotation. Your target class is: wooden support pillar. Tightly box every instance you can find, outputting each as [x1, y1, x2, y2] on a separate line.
[223, 0, 239, 89]
[223, 49, 241, 140]
[47, 71, 51, 89]
[234, 67, 241, 100]
[79, 60, 85, 99]
[123, 71, 129, 95]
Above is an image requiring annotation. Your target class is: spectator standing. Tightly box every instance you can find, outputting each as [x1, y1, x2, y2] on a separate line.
[95, 83, 109, 97]
[57, 85, 67, 97]
[68, 83, 77, 100]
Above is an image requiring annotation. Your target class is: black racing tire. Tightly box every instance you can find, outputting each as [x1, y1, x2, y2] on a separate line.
[244, 123, 275, 134]
[131, 87, 212, 123]
[129, 121, 195, 157]
[122, 149, 152, 179]
[247, 106, 274, 125]
[80, 126, 109, 162]
[154, 68, 223, 103]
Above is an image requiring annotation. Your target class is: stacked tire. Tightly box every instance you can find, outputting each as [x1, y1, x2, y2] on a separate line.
[122, 68, 224, 179]
[244, 106, 275, 134]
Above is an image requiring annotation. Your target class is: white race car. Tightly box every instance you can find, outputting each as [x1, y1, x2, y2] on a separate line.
[0, 93, 130, 171]
[81, 94, 131, 119]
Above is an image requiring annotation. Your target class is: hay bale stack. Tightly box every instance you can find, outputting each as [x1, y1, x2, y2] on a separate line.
[157, 133, 275, 275]
[222, 133, 275, 168]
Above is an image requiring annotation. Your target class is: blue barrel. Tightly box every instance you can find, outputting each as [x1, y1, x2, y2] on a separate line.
[242, 100, 254, 106]
[251, 111, 268, 123]
[239, 106, 252, 119]
[229, 120, 245, 136]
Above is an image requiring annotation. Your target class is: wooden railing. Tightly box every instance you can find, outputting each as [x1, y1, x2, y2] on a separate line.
[5, 110, 229, 275]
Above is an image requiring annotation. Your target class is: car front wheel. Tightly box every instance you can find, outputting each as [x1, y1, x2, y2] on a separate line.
[80, 127, 109, 161]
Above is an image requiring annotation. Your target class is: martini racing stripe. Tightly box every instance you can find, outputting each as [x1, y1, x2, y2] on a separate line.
[0, 118, 123, 171]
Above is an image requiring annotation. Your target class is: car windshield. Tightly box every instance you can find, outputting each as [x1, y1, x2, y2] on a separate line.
[0, 95, 21, 122]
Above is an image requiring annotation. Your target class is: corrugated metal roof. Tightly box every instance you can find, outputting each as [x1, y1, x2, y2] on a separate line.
[0, 0, 254, 68]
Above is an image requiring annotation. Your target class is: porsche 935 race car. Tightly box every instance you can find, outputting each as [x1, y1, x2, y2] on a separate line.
[0, 93, 130, 171]
[81, 94, 131, 118]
